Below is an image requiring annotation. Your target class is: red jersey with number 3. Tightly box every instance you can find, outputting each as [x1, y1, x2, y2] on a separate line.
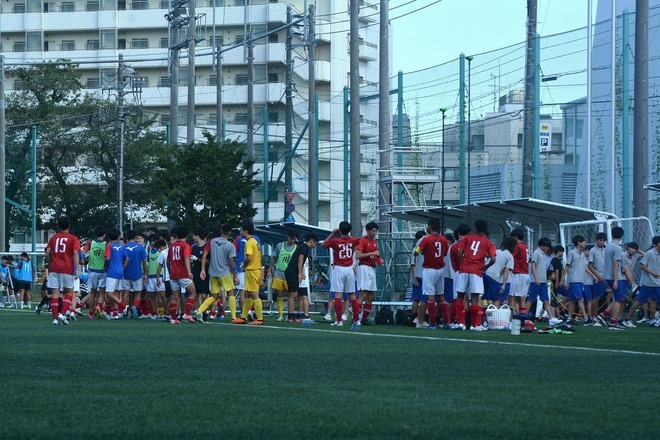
[513, 242, 530, 274]
[46, 232, 81, 275]
[357, 236, 379, 267]
[323, 236, 358, 267]
[168, 240, 191, 280]
[418, 234, 449, 269]
[457, 233, 496, 276]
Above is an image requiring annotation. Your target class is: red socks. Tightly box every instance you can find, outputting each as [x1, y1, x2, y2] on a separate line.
[169, 302, 178, 320]
[449, 302, 456, 324]
[362, 303, 372, 322]
[470, 304, 482, 328]
[334, 298, 343, 321]
[350, 298, 360, 323]
[61, 294, 73, 314]
[427, 299, 436, 325]
[455, 301, 466, 325]
[51, 298, 59, 319]
[440, 302, 450, 324]
[185, 298, 194, 315]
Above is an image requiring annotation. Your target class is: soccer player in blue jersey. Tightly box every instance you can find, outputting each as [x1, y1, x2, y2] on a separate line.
[123, 230, 148, 318]
[104, 229, 130, 319]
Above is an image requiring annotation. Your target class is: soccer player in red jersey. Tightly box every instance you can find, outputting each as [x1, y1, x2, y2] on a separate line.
[454, 219, 496, 331]
[322, 221, 360, 328]
[356, 221, 382, 325]
[45, 216, 81, 325]
[167, 226, 198, 324]
[413, 218, 449, 329]
[446, 223, 471, 327]
[510, 229, 530, 317]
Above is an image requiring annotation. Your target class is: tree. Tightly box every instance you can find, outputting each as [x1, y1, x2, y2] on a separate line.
[5, 60, 167, 241]
[152, 133, 261, 227]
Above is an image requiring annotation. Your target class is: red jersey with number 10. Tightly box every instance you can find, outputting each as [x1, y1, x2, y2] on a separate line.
[323, 236, 358, 267]
[168, 240, 191, 280]
[417, 234, 449, 269]
[513, 242, 530, 274]
[457, 233, 496, 276]
[46, 231, 81, 275]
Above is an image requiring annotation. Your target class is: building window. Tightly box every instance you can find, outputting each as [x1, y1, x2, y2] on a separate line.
[268, 33, 279, 43]
[86, 39, 100, 50]
[268, 73, 278, 83]
[61, 2, 75, 11]
[160, 114, 170, 126]
[160, 37, 169, 49]
[235, 74, 248, 85]
[118, 39, 127, 50]
[13, 3, 26, 13]
[85, 155, 99, 167]
[235, 35, 245, 45]
[444, 167, 459, 181]
[14, 80, 26, 90]
[235, 113, 248, 124]
[27, 32, 42, 52]
[86, 78, 101, 89]
[61, 40, 76, 51]
[86, 1, 100, 11]
[26, 0, 40, 12]
[14, 42, 27, 52]
[208, 35, 224, 47]
[158, 76, 171, 87]
[160, 0, 169, 8]
[131, 38, 149, 49]
[209, 75, 218, 86]
[132, 0, 148, 9]
[100, 30, 116, 50]
[100, 69, 115, 88]
[101, 0, 115, 9]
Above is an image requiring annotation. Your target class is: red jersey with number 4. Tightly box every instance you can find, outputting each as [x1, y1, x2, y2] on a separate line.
[168, 240, 191, 280]
[457, 233, 496, 276]
[357, 236, 379, 267]
[417, 234, 449, 269]
[46, 232, 81, 275]
[513, 242, 530, 274]
[323, 236, 358, 267]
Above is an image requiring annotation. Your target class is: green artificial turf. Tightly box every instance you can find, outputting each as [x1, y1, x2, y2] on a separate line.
[1, 308, 658, 439]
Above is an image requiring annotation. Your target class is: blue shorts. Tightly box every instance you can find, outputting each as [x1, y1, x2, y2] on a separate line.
[568, 282, 584, 302]
[555, 285, 569, 297]
[483, 274, 504, 302]
[411, 277, 423, 302]
[582, 284, 594, 302]
[443, 277, 455, 302]
[528, 283, 549, 302]
[592, 280, 607, 298]
[329, 291, 350, 301]
[638, 285, 659, 303]
[606, 279, 626, 302]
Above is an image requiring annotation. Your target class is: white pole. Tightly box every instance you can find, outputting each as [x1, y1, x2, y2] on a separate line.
[586, 0, 593, 209]
[611, 0, 617, 214]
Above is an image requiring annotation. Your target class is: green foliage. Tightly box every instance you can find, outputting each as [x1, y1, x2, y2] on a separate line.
[152, 133, 261, 228]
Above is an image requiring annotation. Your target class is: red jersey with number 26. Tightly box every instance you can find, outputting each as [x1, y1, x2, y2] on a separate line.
[513, 242, 530, 274]
[323, 236, 358, 267]
[457, 233, 496, 276]
[417, 234, 449, 269]
[46, 232, 81, 275]
[168, 240, 191, 280]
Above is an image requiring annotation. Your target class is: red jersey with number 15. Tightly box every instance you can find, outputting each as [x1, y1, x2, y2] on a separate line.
[513, 242, 530, 274]
[417, 234, 449, 269]
[168, 240, 192, 280]
[457, 233, 496, 276]
[323, 236, 358, 267]
[46, 231, 81, 275]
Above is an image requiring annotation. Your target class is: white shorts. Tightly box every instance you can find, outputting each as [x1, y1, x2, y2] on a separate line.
[357, 265, 377, 292]
[170, 278, 193, 292]
[422, 268, 445, 296]
[47, 273, 74, 291]
[105, 277, 123, 293]
[146, 278, 165, 293]
[330, 265, 356, 294]
[88, 272, 106, 290]
[236, 272, 245, 290]
[454, 273, 484, 295]
[510, 274, 530, 297]
[124, 279, 143, 292]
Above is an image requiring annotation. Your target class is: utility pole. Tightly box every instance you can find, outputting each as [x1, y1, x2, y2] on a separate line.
[378, 0, 391, 237]
[285, 6, 293, 221]
[187, 0, 196, 144]
[522, 0, 537, 198]
[215, 42, 223, 141]
[117, 54, 126, 237]
[308, 4, 318, 226]
[0, 55, 6, 252]
[247, 32, 254, 210]
[349, 0, 361, 231]
[633, 0, 649, 217]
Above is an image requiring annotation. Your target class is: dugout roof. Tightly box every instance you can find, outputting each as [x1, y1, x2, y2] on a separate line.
[253, 222, 331, 246]
[387, 198, 618, 236]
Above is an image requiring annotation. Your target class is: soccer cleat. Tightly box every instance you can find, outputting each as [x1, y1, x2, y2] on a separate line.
[621, 320, 636, 328]
[350, 322, 361, 331]
[453, 323, 466, 330]
[591, 321, 602, 327]
[232, 317, 246, 324]
[470, 325, 488, 332]
[88, 314, 94, 320]
[596, 314, 609, 327]
[413, 317, 420, 325]
[323, 314, 332, 322]
[636, 317, 650, 324]
[248, 319, 264, 325]
[35, 307, 41, 315]
[416, 321, 430, 329]
[341, 314, 347, 322]
[330, 321, 343, 327]
[287, 317, 300, 323]
[650, 320, 660, 328]
[122, 305, 130, 316]
[53, 319, 59, 325]
[583, 318, 595, 327]
[74, 308, 84, 316]
[548, 317, 563, 327]
[170, 318, 182, 325]
[609, 323, 626, 331]
[57, 314, 69, 325]
[95, 307, 102, 319]
[182, 314, 196, 323]
[277, 316, 286, 322]
[68, 313, 76, 322]
[131, 305, 139, 319]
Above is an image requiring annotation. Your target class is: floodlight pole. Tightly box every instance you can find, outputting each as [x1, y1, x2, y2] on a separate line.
[440, 107, 448, 233]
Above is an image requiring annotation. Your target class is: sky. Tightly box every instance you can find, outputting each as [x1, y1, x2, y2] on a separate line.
[392, 0, 591, 74]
